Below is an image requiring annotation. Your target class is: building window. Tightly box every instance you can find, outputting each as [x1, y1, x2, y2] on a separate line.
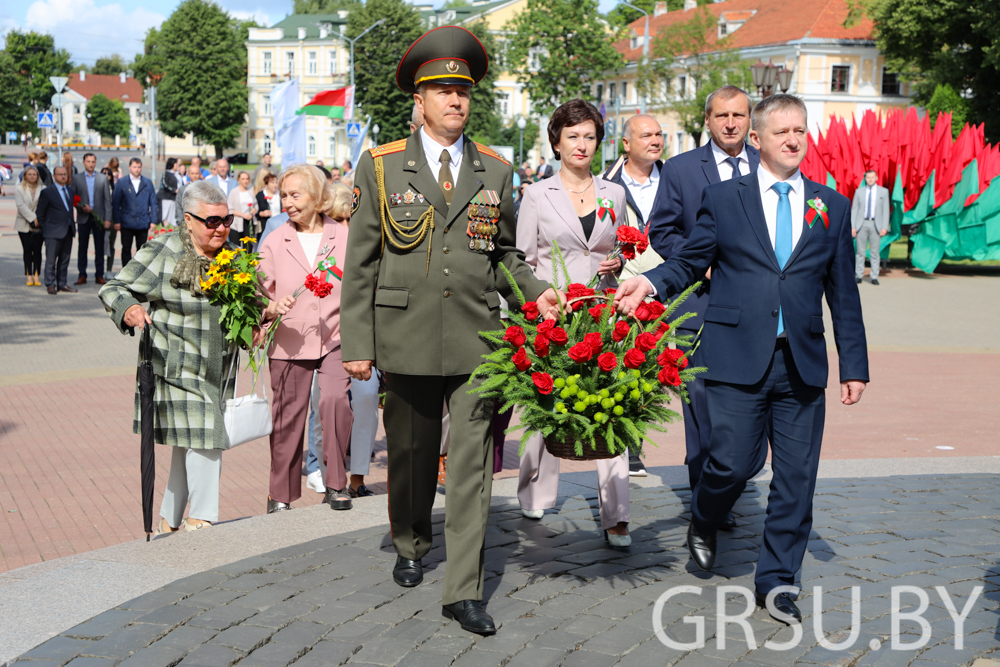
[831, 65, 850, 93]
[881, 68, 900, 96]
[596, 83, 603, 102]
[329, 50, 338, 74]
[308, 51, 317, 74]
[498, 92, 510, 116]
[621, 81, 628, 103]
[262, 94, 271, 116]
[263, 51, 272, 74]
[608, 83, 616, 104]
[328, 133, 336, 158]
[74, 121, 81, 132]
[676, 131, 684, 156]
[74, 105, 81, 114]
[308, 135, 316, 156]
[263, 134, 272, 155]
[286, 51, 296, 75]
[677, 75, 687, 96]
[719, 22, 728, 36]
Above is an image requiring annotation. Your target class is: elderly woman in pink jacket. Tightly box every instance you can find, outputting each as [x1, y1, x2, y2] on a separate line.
[515, 99, 632, 549]
[258, 165, 354, 514]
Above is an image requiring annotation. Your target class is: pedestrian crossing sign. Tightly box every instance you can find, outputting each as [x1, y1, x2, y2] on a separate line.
[37, 112, 55, 128]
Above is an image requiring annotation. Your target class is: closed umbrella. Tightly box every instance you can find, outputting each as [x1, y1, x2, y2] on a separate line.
[137, 323, 156, 541]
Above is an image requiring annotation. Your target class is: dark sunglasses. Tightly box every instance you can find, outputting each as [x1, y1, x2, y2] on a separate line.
[187, 212, 235, 229]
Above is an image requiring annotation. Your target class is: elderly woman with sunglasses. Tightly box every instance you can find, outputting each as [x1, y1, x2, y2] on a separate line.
[99, 181, 240, 536]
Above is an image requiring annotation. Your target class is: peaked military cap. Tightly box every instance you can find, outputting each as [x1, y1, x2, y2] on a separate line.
[396, 26, 489, 94]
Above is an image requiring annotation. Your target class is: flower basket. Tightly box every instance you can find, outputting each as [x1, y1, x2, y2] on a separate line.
[471, 240, 705, 461]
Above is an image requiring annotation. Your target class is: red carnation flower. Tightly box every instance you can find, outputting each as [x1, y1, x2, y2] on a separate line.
[311, 281, 333, 298]
[612, 320, 631, 342]
[658, 364, 681, 386]
[534, 333, 550, 357]
[503, 325, 527, 348]
[634, 332, 657, 352]
[623, 347, 646, 369]
[521, 301, 540, 321]
[584, 332, 603, 354]
[73, 194, 81, 206]
[597, 352, 618, 372]
[532, 372, 554, 395]
[567, 342, 594, 363]
[548, 327, 568, 345]
[512, 347, 531, 371]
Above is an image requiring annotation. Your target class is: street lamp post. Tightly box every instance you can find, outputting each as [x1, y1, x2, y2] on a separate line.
[327, 19, 387, 90]
[372, 123, 380, 148]
[750, 59, 794, 99]
[620, 1, 649, 114]
[22, 116, 28, 149]
[516, 116, 527, 166]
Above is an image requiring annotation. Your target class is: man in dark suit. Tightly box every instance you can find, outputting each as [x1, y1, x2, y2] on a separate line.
[37, 166, 78, 294]
[536, 156, 553, 179]
[72, 153, 113, 285]
[112, 158, 158, 267]
[647, 86, 760, 526]
[614, 94, 869, 623]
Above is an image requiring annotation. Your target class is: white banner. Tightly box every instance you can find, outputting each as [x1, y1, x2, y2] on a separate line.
[344, 85, 355, 121]
[271, 79, 305, 167]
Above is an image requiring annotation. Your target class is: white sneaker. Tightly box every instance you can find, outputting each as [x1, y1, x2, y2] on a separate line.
[522, 509, 544, 519]
[306, 470, 326, 494]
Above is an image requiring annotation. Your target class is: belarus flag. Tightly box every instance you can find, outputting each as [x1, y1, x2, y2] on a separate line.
[296, 86, 354, 120]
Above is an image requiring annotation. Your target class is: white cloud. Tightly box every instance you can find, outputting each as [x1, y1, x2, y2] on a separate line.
[229, 8, 279, 26]
[23, 0, 165, 65]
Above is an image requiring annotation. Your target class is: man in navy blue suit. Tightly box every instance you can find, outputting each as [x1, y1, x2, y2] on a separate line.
[37, 165, 78, 294]
[648, 86, 760, 522]
[614, 94, 869, 623]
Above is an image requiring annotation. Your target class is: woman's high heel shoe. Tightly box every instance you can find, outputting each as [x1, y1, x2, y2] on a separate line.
[604, 529, 632, 550]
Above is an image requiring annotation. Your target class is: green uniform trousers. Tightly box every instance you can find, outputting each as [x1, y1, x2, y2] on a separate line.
[384, 372, 493, 605]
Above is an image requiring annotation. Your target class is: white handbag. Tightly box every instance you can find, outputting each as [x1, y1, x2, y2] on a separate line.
[222, 349, 273, 449]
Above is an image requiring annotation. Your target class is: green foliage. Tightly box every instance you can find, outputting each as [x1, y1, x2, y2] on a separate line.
[154, 0, 254, 158]
[495, 119, 540, 163]
[607, 0, 711, 29]
[926, 84, 968, 139]
[873, 0, 1000, 143]
[91, 54, 130, 76]
[463, 21, 502, 145]
[130, 27, 163, 86]
[348, 0, 424, 145]
[3, 30, 73, 110]
[0, 51, 34, 136]
[293, 0, 359, 13]
[505, 0, 625, 114]
[638, 6, 752, 147]
[87, 93, 131, 139]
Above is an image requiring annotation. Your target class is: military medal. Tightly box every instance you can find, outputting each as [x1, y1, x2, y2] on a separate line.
[403, 189, 417, 205]
[390, 192, 403, 206]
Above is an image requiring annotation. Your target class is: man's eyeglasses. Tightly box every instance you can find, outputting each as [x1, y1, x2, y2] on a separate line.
[187, 212, 235, 229]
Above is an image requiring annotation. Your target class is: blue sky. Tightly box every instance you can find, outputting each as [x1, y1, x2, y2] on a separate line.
[1, 0, 620, 66]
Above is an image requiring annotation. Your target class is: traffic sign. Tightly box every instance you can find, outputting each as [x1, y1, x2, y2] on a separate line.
[49, 76, 68, 93]
[51, 93, 68, 108]
[346, 122, 361, 139]
[37, 112, 55, 128]
[7, 131, 17, 141]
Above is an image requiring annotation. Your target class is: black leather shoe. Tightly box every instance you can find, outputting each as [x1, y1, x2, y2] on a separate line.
[755, 591, 802, 624]
[324, 488, 352, 510]
[348, 484, 375, 498]
[871, 279, 880, 285]
[393, 556, 423, 587]
[266, 497, 291, 513]
[687, 521, 716, 571]
[442, 600, 497, 635]
[856, 277, 862, 284]
[720, 512, 737, 530]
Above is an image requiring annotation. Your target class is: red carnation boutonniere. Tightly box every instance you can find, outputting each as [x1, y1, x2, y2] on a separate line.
[806, 198, 829, 229]
[597, 197, 616, 225]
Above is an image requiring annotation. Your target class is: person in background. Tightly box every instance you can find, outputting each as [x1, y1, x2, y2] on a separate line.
[208, 161, 218, 177]
[72, 152, 113, 285]
[315, 159, 325, 168]
[329, 167, 342, 183]
[253, 153, 275, 184]
[178, 163, 189, 186]
[190, 156, 209, 179]
[227, 170, 257, 242]
[340, 159, 353, 179]
[206, 158, 236, 196]
[317, 166, 333, 183]
[255, 172, 280, 230]
[36, 152, 53, 186]
[99, 180, 239, 536]
[112, 157, 158, 267]
[158, 157, 180, 226]
[535, 155, 553, 179]
[851, 169, 890, 285]
[14, 165, 45, 286]
[19, 152, 39, 181]
[513, 180, 531, 220]
[37, 166, 78, 294]
[62, 152, 78, 176]
[258, 165, 354, 514]
[102, 157, 122, 277]
[175, 167, 202, 225]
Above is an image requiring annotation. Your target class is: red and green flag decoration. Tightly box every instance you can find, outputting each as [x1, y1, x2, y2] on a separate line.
[317, 257, 342, 282]
[296, 85, 354, 120]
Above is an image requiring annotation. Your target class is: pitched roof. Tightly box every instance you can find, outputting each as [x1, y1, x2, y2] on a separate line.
[271, 13, 348, 40]
[66, 73, 144, 103]
[616, 0, 875, 62]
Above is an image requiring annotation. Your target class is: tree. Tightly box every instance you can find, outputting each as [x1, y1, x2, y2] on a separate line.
[495, 119, 540, 161]
[87, 93, 131, 139]
[873, 0, 1000, 142]
[91, 54, 130, 76]
[463, 21, 501, 145]
[607, 0, 712, 30]
[155, 0, 253, 158]
[926, 84, 968, 139]
[294, 0, 359, 13]
[505, 0, 624, 114]
[3, 30, 73, 110]
[348, 0, 424, 145]
[131, 27, 164, 86]
[0, 51, 34, 136]
[637, 6, 751, 147]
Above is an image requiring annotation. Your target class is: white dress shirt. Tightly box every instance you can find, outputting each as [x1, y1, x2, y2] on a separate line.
[710, 139, 750, 179]
[620, 162, 660, 224]
[756, 165, 805, 251]
[130, 175, 142, 192]
[216, 174, 231, 192]
[420, 128, 463, 183]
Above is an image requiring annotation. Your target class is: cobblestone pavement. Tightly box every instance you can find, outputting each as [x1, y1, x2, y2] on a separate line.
[12, 475, 1000, 667]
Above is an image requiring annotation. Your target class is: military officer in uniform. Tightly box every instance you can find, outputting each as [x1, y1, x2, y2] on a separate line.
[340, 27, 564, 636]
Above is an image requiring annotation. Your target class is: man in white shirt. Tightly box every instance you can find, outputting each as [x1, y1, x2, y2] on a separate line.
[850, 169, 890, 285]
[206, 158, 237, 195]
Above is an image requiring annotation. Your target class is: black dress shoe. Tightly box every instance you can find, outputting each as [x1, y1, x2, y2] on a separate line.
[47, 286, 58, 295]
[871, 279, 880, 285]
[324, 488, 352, 510]
[720, 512, 737, 531]
[755, 591, 802, 624]
[348, 484, 375, 498]
[442, 600, 497, 636]
[266, 497, 291, 513]
[393, 556, 423, 587]
[856, 277, 862, 284]
[687, 521, 716, 571]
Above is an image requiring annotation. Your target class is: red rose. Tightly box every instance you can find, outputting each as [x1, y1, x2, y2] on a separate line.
[537, 320, 555, 334]
[588, 304, 608, 323]
[612, 320, 631, 342]
[657, 348, 688, 369]
[567, 342, 594, 363]
[658, 364, 681, 386]
[512, 347, 531, 371]
[584, 332, 603, 354]
[521, 301, 540, 320]
[534, 333, 550, 357]
[597, 352, 618, 372]
[73, 194, 81, 206]
[652, 321, 671, 341]
[623, 348, 646, 369]
[635, 301, 666, 322]
[604, 288, 618, 297]
[503, 325, 527, 348]
[634, 303, 652, 322]
[567, 283, 595, 311]
[532, 372, 554, 395]
[634, 332, 657, 352]
[549, 327, 568, 345]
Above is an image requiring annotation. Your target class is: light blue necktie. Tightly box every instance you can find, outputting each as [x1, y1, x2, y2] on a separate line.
[772, 181, 792, 337]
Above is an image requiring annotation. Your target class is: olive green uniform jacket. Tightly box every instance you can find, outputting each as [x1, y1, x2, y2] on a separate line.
[341, 133, 549, 374]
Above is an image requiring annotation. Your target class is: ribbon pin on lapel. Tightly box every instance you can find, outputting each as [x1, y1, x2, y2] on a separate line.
[317, 257, 342, 282]
[806, 198, 830, 229]
[597, 197, 616, 224]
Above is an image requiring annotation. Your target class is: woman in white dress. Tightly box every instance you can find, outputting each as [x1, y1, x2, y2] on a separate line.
[227, 170, 257, 244]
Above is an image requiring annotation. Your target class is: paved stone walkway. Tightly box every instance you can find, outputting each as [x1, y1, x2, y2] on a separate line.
[12, 475, 1000, 667]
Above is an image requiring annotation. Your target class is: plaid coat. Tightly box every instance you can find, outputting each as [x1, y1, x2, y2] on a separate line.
[99, 233, 237, 450]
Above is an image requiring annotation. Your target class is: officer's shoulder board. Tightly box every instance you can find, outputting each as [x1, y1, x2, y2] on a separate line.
[474, 142, 510, 167]
[369, 138, 407, 158]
